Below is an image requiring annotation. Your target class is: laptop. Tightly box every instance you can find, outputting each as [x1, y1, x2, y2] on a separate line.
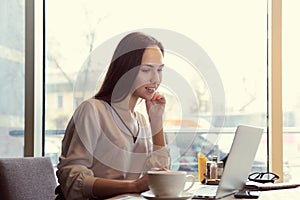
[192, 125, 264, 199]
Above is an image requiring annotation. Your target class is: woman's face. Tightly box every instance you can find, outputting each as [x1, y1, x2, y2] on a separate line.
[132, 45, 164, 100]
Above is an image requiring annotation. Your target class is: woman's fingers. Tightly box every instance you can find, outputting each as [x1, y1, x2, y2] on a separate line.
[150, 92, 166, 104]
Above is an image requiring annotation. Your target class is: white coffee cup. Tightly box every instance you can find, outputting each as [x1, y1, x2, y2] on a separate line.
[147, 170, 195, 197]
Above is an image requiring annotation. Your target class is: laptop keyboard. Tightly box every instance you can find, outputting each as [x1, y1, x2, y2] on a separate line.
[191, 185, 218, 196]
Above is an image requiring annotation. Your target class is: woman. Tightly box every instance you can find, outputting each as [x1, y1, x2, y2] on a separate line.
[56, 32, 170, 199]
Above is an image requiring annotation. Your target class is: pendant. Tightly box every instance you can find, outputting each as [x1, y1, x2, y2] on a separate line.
[133, 136, 137, 143]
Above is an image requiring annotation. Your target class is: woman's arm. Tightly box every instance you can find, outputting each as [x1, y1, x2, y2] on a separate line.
[150, 117, 166, 147]
[146, 92, 167, 147]
[58, 163, 149, 199]
[92, 175, 148, 199]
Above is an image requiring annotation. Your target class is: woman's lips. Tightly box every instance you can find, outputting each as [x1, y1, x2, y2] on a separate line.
[145, 87, 156, 94]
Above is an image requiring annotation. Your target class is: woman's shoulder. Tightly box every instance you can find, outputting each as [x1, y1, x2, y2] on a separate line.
[75, 98, 109, 113]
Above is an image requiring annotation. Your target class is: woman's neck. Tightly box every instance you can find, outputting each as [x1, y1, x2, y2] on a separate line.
[112, 95, 138, 114]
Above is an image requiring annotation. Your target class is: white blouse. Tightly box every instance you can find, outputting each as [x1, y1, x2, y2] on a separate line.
[56, 98, 170, 200]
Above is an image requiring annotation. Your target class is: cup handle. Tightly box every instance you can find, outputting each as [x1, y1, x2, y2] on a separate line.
[183, 174, 195, 192]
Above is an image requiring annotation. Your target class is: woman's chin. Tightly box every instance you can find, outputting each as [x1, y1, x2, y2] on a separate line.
[142, 95, 154, 101]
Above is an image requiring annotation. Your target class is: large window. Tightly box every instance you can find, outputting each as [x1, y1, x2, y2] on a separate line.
[283, 0, 300, 182]
[0, 0, 25, 158]
[2, 0, 295, 183]
[45, 0, 268, 176]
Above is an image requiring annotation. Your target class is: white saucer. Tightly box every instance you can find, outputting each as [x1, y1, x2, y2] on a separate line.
[141, 191, 193, 200]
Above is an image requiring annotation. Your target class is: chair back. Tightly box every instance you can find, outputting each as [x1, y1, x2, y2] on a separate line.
[0, 157, 57, 200]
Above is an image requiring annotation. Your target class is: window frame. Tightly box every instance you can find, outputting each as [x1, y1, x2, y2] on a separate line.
[269, 0, 283, 182]
[24, 0, 44, 157]
[24, 0, 284, 181]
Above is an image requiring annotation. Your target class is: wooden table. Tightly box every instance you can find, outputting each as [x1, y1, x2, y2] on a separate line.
[108, 182, 300, 199]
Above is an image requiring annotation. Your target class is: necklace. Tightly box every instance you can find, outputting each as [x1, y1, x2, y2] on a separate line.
[110, 105, 140, 143]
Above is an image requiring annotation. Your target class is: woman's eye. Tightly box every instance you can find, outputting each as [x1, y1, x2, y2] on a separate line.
[141, 68, 151, 72]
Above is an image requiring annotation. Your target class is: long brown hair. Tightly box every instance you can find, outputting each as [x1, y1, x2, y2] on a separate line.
[94, 32, 164, 103]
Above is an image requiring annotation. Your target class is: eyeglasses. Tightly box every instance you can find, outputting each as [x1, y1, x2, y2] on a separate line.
[248, 172, 280, 183]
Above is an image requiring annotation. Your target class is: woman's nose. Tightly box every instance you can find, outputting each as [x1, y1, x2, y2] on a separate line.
[150, 71, 160, 84]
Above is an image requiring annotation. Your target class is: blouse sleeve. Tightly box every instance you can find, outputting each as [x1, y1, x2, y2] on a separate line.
[56, 100, 102, 200]
[145, 145, 171, 170]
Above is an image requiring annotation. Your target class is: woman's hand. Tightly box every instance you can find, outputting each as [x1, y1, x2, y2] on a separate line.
[145, 92, 166, 121]
[132, 174, 149, 193]
[132, 168, 169, 193]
